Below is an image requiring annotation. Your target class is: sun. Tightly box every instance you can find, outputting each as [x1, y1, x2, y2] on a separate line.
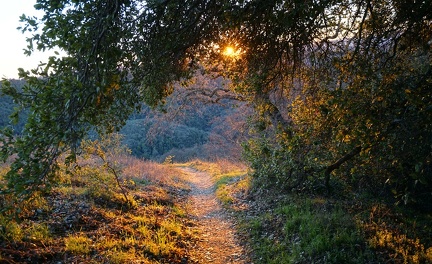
[222, 46, 240, 58]
[223, 46, 235, 56]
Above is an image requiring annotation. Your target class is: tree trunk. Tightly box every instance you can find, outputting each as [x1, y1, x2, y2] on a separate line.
[325, 146, 362, 192]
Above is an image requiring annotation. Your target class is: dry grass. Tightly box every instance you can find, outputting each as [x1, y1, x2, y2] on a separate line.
[121, 156, 188, 188]
[182, 159, 251, 207]
[64, 233, 92, 255]
[359, 204, 432, 264]
[0, 155, 194, 263]
[182, 159, 248, 180]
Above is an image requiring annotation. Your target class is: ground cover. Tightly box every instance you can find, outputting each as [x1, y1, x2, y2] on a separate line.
[1, 156, 430, 263]
[0, 156, 194, 263]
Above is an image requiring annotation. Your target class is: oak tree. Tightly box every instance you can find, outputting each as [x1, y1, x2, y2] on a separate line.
[1, 0, 431, 207]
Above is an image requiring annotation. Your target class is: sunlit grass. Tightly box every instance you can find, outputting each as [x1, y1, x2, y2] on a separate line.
[91, 203, 189, 261]
[0, 215, 23, 242]
[215, 175, 238, 205]
[65, 234, 92, 255]
[214, 172, 249, 205]
[368, 227, 431, 264]
[0, 216, 52, 245]
[136, 225, 152, 238]
[149, 227, 181, 256]
[183, 159, 248, 177]
[123, 157, 188, 189]
[97, 235, 118, 250]
[172, 205, 187, 218]
[0, 154, 193, 263]
[183, 159, 250, 206]
[105, 248, 139, 264]
[360, 204, 432, 264]
[160, 218, 183, 236]
[26, 222, 51, 242]
[7, 156, 430, 263]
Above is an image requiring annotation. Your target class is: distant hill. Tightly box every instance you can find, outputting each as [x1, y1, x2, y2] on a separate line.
[121, 89, 250, 162]
[0, 78, 250, 162]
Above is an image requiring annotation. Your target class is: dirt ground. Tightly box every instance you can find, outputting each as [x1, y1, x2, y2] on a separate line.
[180, 167, 251, 264]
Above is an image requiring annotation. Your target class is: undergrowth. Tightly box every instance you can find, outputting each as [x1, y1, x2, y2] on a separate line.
[0, 149, 193, 263]
[2, 152, 430, 264]
[204, 160, 432, 264]
[246, 196, 376, 263]
[234, 188, 432, 264]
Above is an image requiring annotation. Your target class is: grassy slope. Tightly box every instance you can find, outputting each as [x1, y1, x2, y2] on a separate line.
[0, 157, 194, 263]
[1, 158, 431, 263]
[196, 160, 432, 264]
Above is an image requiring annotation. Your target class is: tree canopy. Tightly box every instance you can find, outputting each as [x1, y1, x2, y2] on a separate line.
[1, 0, 431, 207]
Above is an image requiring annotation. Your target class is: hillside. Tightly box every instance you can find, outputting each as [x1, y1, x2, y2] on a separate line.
[0, 145, 251, 263]
[121, 93, 249, 162]
[0, 78, 250, 162]
[1, 150, 431, 263]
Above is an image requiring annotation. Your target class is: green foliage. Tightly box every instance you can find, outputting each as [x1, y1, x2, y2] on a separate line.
[243, 123, 323, 192]
[0, 215, 23, 242]
[0, 215, 51, 246]
[250, 47, 431, 205]
[248, 198, 376, 264]
[240, 1, 432, 207]
[214, 174, 240, 205]
[26, 222, 51, 242]
[1, 0, 431, 211]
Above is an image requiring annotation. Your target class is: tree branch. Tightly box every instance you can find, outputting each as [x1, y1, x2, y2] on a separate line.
[324, 146, 362, 192]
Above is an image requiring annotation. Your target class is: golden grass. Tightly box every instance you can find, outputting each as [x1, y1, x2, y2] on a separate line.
[359, 204, 432, 264]
[182, 159, 251, 207]
[64, 234, 92, 255]
[122, 156, 189, 188]
[183, 159, 248, 177]
[365, 223, 432, 263]
[0, 155, 194, 263]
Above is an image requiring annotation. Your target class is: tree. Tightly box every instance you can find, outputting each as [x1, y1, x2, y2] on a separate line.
[238, 0, 432, 206]
[1, 0, 431, 206]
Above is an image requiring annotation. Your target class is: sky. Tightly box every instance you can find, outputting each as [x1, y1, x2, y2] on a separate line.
[0, 0, 54, 79]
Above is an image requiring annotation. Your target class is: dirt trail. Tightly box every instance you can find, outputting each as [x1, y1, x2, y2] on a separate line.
[181, 167, 250, 264]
